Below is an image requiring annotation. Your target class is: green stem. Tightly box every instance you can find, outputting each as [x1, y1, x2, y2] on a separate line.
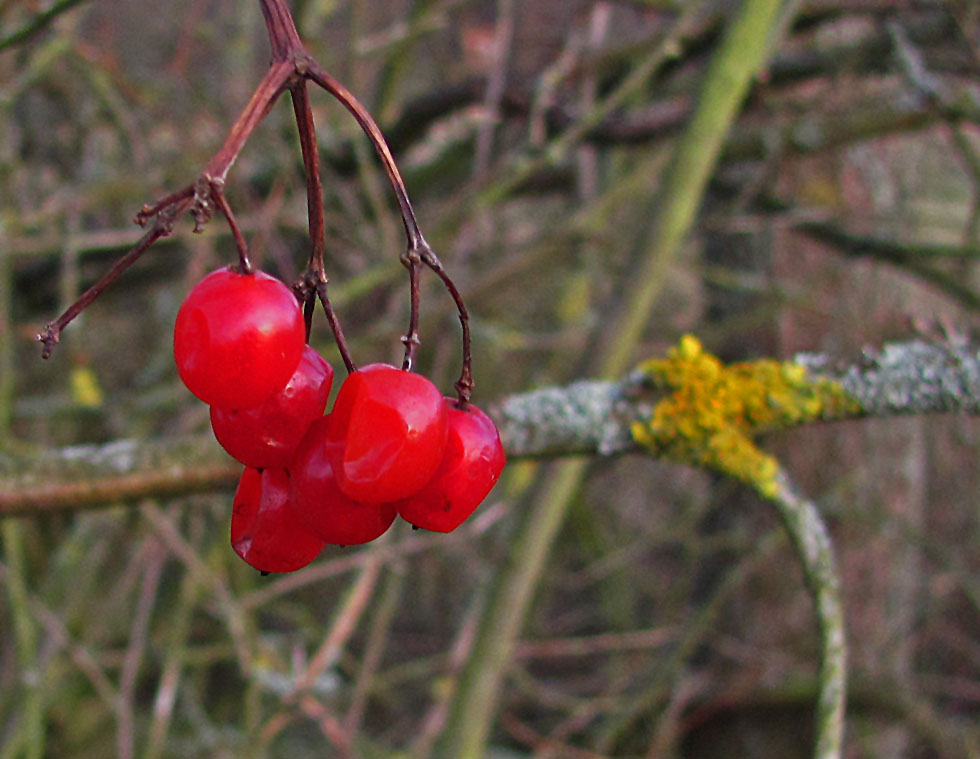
[435, 458, 589, 757]
[0, 224, 12, 435]
[477, 3, 705, 211]
[435, 3, 788, 757]
[598, 0, 786, 377]
[0, 0, 89, 53]
[1, 521, 45, 759]
[0, 217, 43, 759]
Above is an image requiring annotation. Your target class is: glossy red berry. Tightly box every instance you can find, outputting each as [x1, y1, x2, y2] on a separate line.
[396, 401, 505, 532]
[289, 417, 397, 544]
[174, 267, 305, 409]
[210, 345, 334, 468]
[324, 363, 449, 504]
[231, 467, 326, 573]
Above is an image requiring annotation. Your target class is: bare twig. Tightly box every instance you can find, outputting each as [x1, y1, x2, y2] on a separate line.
[293, 553, 384, 693]
[37, 197, 193, 357]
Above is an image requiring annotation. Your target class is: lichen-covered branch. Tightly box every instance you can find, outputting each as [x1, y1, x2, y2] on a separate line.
[2, 340, 974, 759]
[0, 437, 239, 516]
[494, 336, 980, 461]
[1, 337, 978, 515]
[488, 380, 637, 459]
[629, 335, 861, 497]
[767, 471, 847, 759]
[798, 339, 980, 417]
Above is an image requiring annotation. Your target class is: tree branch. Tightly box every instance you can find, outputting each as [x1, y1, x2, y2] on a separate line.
[796, 219, 980, 314]
[767, 470, 846, 759]
[2, 339, 978, 516]
[0, 437, 239, 516]
[796, 338, 980, 417]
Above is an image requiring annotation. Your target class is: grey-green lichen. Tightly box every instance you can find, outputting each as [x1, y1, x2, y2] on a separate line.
[798, 339, 980, 416]
[490, 380, 636, 459]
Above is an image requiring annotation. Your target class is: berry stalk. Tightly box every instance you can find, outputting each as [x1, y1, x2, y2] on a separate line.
[39, 0, 476, 409]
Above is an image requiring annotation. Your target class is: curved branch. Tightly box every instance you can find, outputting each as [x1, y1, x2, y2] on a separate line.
[767, 470, 846, 759]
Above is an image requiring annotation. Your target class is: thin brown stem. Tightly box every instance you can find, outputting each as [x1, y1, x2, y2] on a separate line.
[202, 60, 294, 184]
[401, 252, 421, 371]
[304, 60, 474, 389]
[289, 79, 360, 370]
[290, 82, 327, 272]
[258, 0, 304, 61]
[303, 60, 431, 373]
[37, 197, 194, 358]
[420, 245, 473, 406]
[316, 280, 356, 374]
[208, 182, 252, 273]
[304, 60, 423, 247]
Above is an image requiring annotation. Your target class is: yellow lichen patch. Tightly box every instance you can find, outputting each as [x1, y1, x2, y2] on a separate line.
[631, 335, 860, 497]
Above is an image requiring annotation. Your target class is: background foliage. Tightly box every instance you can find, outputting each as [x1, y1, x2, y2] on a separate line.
[0, 1, 978, 757]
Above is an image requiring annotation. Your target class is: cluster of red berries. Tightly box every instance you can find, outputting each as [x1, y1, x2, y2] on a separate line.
[173, 267, 506, 573]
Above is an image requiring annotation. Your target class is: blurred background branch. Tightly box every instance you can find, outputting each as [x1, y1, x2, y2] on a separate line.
[0, 0, 90, 53]
[1, 0, 979, 758]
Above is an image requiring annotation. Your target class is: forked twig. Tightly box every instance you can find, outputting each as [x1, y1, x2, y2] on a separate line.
[38, 0, 475, 403]
[38, 197, 193, 358]
[303, 59, 473, 395]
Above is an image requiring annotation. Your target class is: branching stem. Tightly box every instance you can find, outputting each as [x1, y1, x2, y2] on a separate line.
[38, 0, 475, 402]
[288, 80, 358, 372]
[202, 60, 294, 184]
[304, 59, 473, 394]
[37, 197, 193, 358]
[316, 279, 356, 375]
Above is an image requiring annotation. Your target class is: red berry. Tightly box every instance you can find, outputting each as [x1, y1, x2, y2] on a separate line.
[289, 417, 397, 544]
[210, 345, 334, 468]
[231, 467, 326, 573]
[174, 267, 305, 409]
[324, 363, 449, 504]
[396, 401, 505, 532]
